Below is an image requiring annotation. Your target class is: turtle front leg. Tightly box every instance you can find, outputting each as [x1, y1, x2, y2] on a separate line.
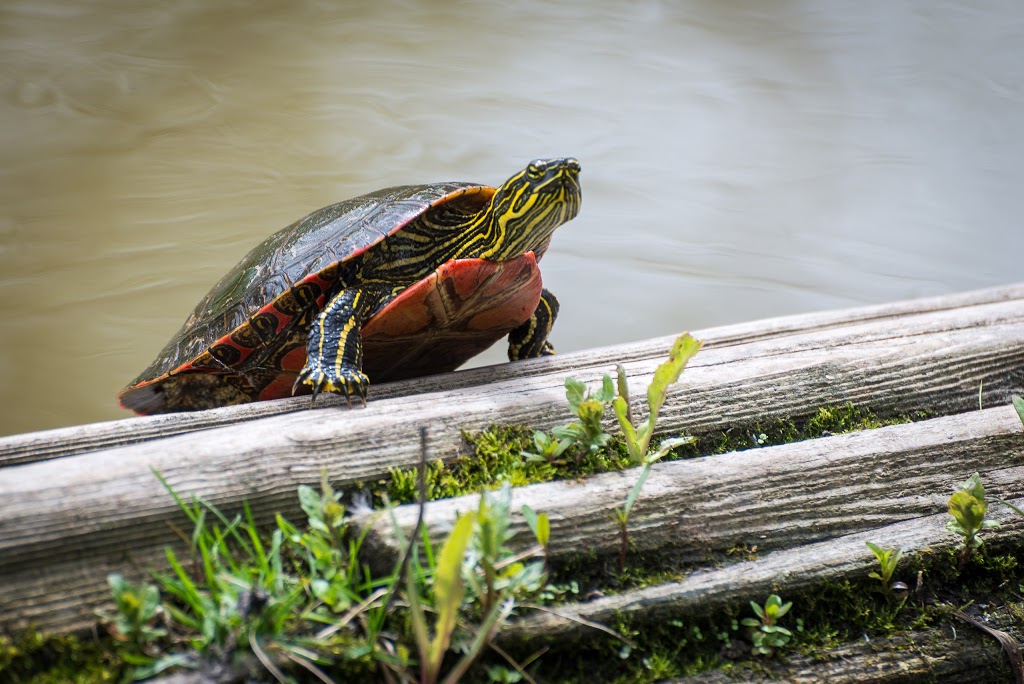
[508, 288, 560, 360]
[295, 286, 388, 405]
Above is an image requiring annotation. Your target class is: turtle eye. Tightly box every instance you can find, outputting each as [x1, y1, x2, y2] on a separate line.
[526, 160, 545, 179]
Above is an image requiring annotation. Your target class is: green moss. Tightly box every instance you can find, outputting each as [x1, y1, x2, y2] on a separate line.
[4, 402, 965, 682]
[505, 536, 1024, 683]
[372, 425, 633, 506]
[0, 629, 120, 683]
[682, 403, 926, 458]
[373, 404, 923, 508]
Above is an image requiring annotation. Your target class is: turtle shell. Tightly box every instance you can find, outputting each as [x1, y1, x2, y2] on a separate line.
[118, 181, 543, 414]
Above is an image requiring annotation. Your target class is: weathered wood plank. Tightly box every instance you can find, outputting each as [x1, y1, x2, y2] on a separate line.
[497, 496, 1024, 644]
[671, 627, 1016, 683]
[353, 406, 1024, 570]
[1, 294, 1023, 632]
[3, 282, 1022, 467]
[144, 622, 1019, 683]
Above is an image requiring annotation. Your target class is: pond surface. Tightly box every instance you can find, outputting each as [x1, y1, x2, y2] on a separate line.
[2, 0, 1022, 436]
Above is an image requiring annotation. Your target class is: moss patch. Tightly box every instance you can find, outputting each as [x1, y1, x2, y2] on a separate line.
[370, 425, 633, 506]
[0, 629, 120, 683]
[501, 540, 1024, 683]
[370, 403, 925, 508]
[5, 404, 965, 683]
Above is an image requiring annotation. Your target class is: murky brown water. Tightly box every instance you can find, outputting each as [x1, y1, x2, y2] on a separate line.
[2, 0, 1023, 436]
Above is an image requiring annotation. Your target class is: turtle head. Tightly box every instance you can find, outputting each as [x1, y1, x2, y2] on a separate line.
[483, 157, 581, 259]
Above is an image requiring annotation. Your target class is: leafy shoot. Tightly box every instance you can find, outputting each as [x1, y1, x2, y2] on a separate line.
[741, 594, 799, 656]
[946, 472, 1001, 565]
[865, 541, 903, 596]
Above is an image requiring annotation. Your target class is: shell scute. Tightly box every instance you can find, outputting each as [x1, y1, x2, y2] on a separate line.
[121, 182, 485, 404]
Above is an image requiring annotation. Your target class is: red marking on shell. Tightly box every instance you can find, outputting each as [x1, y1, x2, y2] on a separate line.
[118, 183, 503, 412]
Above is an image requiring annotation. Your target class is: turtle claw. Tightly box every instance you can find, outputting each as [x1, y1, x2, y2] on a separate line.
[293, 363, 369, 407]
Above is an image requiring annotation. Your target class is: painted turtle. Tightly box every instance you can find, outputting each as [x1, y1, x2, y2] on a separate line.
[119, 157, 582, 414]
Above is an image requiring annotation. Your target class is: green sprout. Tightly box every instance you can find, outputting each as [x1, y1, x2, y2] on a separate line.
[105, 463, 555, 683]
[522, 428, 574, 463]
[524, 376, 616, 462]
[560, 375, 617, 453]
[865, 542, 903, 596]
[102, 574, 166, 646]
[611, 333, 702, 570]
[522, 503, 551, 574]
[947, 472, 1001, 565]
[613, 333, 703, 466]
[407, 511, 476, 684]
[741, 594, 798, 656]
[404, 483, 547, 684]
[487, 664, 525, 683]
[100, 574, 185, 679]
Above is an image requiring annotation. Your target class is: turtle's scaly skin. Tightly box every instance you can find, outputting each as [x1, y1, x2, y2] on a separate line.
[119, 158, 581, 414]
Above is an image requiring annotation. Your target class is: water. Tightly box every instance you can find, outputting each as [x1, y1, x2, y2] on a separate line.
[2, 0, 1022, 436]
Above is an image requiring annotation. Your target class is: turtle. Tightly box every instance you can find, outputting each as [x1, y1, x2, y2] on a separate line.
[118, 157, 582, 415]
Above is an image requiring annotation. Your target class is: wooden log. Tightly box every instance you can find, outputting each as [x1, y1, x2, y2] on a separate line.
[3, 282, 1023, 467]
[670, 626, 1016, 683]
[2, 291, 1024, 632]
[352, 406, 1024, 570]
[497, 497, 1024, 645]
[144, 625, 1018, 684]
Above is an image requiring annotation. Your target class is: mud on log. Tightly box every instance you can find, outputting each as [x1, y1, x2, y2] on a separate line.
[1, 284, 1023, 635]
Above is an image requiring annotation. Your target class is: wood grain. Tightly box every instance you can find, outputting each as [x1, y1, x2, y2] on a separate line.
[353, 406, 1024, 570]
[497, 496, 1024, 645]
[3, 282, 1022, 467]
[670, 627, 1016, 683]
[2, 288, 1023, 632]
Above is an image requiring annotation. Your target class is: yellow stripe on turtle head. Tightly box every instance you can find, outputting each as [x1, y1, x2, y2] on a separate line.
[481, 158, 581, 260]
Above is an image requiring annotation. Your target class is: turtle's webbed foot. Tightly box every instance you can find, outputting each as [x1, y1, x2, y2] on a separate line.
[293, 362, 369, 407]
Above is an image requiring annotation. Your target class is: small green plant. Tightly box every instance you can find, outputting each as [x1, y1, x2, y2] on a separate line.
[102, 463, 556, 683]
[613, 333, 703, 467]
[406, 511, 476, 684]
[99, 574, 186, 679]
[562, 375, 617, 453]
[403, 483, 548, 684]
[487, 664, 525, 682]
[521, 503, 551, 574]
[611, 333, 703, 570]
[291, 475, 355, 612]
[522, 429, 573, 462]
[1014, 395, 1024, 426]
[103, 574, 166, 646]
[523, 376, 616, 462]
[741, 594, 797, 656]
[947, 472, 1000, 566]
[467, 483, 547, 615]
[865, 542, 903, 596]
